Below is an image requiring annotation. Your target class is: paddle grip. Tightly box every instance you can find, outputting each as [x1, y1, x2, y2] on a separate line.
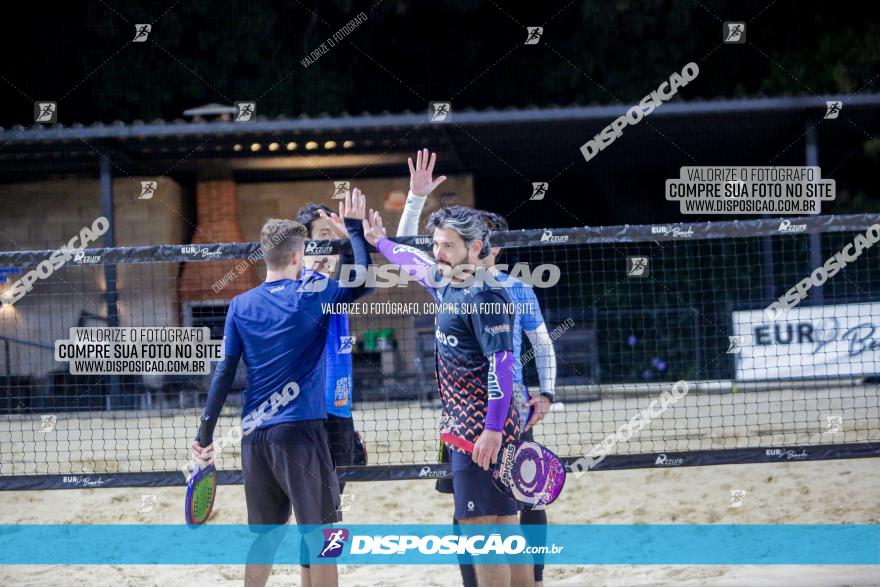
[196, 416, 213, 448]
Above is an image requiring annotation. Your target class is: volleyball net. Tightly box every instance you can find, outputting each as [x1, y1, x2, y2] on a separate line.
[1, 213, 879, 490]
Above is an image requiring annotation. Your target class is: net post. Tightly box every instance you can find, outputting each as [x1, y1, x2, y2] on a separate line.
[99, 154, 122, 410]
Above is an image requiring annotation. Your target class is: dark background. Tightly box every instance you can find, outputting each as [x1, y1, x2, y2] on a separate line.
[1, 0, 878, 226]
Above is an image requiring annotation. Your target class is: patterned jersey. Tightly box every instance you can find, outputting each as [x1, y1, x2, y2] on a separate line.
[434, 283, 521, 454]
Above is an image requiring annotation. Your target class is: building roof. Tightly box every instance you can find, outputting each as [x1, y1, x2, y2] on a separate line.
[0, 94, 877, 182]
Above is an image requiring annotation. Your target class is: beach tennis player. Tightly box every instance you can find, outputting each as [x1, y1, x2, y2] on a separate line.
[396, 151, 556, 586]
[191, 189, 374, 587]
[364, 204, 533, 587]
[296, 202, 361, 496]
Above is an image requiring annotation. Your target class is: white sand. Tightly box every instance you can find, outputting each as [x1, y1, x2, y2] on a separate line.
[1, 457, 879, 586]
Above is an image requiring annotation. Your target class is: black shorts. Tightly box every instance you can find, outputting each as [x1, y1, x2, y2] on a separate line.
[242, 420, 340, 526]
[451, 449, 518, 519]
[325, 414, 355, 468]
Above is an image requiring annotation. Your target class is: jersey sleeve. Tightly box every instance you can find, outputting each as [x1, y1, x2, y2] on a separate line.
[467, 290, 514, 356]
[516, 283, 545, 332]
[197, 298, 243, 443]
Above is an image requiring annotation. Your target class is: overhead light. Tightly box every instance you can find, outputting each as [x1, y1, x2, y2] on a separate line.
[250, 143, 261, 152]
[324, 140, 337, 149]
[286, 142, 297, 150]
[268, 142, 280, 151]
[233, 144, 242, 151]
[305, 141, 318, 150]
[343, 140, 355, 148]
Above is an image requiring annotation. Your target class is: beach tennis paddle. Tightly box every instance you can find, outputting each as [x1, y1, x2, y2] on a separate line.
[353, 430, 368, 466]
[185, 417, 217, 526]
[440, 410, 565, 507]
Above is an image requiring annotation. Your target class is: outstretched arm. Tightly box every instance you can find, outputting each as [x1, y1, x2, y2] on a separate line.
[523, 324, 556, 431]
[192, 302, 243, 462]
[364, 209, 438, 290]
[396, 148, 446, 237]
[332, 188, 373, 303]
[525, 324, 557, 399]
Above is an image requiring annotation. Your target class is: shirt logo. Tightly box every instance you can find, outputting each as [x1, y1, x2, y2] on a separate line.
[483, 324, 511, 336]
[435, 329, 459, 347]
[487, 353, 505, 400]
[334, 376, 350, 406]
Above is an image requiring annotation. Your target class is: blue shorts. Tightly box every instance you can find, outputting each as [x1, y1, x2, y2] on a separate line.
[451, 449, 518, 519]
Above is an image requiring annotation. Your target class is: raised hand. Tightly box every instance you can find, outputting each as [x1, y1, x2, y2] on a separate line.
[408, 148, 447, 197]
[341, 187, 366, 220]
[362, 209, 387, 246]
[318, 208, 349, 239]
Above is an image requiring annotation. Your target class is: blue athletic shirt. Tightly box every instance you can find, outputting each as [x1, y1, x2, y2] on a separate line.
[302, 268, 354, 419]
[493, 271, 545, 385]
[197, 219, 369, 442]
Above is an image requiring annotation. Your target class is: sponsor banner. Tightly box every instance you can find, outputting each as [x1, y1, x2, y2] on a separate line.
[0, 524, 877, 565]
[732, 302, 880, 380]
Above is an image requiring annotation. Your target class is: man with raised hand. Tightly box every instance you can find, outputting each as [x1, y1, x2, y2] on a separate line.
[397, 147, 447, 237]
[364, 205, 533, 587]
[296, 202, 359, 497]
[192, 189, 374, 587]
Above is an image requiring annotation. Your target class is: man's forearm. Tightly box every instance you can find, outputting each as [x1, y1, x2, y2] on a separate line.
[197, 354, 240, 443]
[526, 325, 557, 398]
[340, 218, 373, 301]
[375, 237, 436, 289]
[396, 191, 427, 236]
[486, 350, 514, 432]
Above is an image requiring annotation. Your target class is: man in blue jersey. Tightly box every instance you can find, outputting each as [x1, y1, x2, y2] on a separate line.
[478, 211, 556, 432]
[191, 189, 375, 587]
[295, 203, 358, 494]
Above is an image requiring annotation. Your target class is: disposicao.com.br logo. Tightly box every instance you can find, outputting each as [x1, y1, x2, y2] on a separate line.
[323, 528, 562, 557]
